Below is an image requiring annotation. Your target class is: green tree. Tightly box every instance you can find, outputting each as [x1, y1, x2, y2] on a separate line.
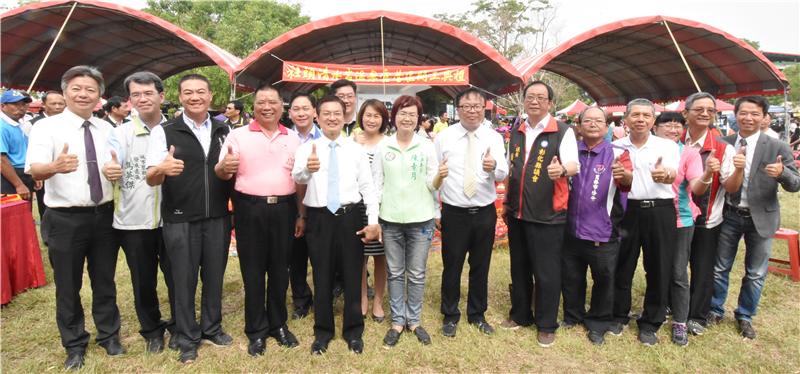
[144, 0, 309, 110]
[768, 64, 800, 106]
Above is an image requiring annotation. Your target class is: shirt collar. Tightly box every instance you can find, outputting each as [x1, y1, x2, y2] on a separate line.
[297, 125, 321, 142]
[132, 114, 166, 136]
[61, 108, 95, 129]
[182, 112, 211, 130]
[684, 129, 707, 148]
[455, 120, 490, 138]
[248, 120, 289, 135]
[0, 111, 20, 127]
[736, 131, 760, 145]
[386, 132, 421, 150]
[526, 114, 551, 130]
[578, 139, 610, 153]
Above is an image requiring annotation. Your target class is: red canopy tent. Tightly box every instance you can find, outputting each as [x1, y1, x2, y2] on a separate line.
[556, 99, 588, 116]
[513, 16, 787, 105]
[1, 0, 240, 95]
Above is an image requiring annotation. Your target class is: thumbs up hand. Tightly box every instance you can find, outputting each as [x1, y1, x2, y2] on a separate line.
[733, 146, 747, 170]
[221, 144, 240, 175]
[52, 143, 79, 174]
[705, 154, 721, 174]
[102, 149, 123, 181]
[764, 155, 784, 179]
[482, 147, 496, 172]
[307, 143, 320, 173]
[547, 155, 565, 180]
[650, 156, 670, 183]
[159, 145, 184, 176]
[438, 155, 449, 179]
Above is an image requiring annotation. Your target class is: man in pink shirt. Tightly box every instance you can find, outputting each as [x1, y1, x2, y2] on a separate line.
[215, 84, 305, 357]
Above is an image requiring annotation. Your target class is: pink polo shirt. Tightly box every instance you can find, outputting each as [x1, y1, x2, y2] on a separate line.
[221, 121, 300, 196]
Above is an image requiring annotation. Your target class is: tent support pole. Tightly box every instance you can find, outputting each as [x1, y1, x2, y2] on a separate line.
[230, 75, 237, 101]
[380, 16, 386, 96]
[663, 20, 701, 93]
[28, 1, 78, 92]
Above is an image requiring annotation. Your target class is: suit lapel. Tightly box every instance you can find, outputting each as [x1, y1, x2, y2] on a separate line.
[748, 132, 768, 188]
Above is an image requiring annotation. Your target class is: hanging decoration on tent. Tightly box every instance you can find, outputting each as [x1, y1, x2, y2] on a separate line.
[281, 61, 469, 85]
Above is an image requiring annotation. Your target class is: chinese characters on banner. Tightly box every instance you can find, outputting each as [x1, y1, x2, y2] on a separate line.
[282, 61, 469, 86]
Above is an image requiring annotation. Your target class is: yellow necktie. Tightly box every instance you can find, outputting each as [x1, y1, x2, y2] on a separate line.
[463, 132, 477, 198]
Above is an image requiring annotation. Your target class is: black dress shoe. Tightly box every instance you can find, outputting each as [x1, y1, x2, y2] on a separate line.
[202, 331, 233, 346]
[310, 339, 328, 355]
[168, 334, 179, 351]
[347, 338, 364, 354]
[64, 350, 84, 370]
[470, 320, 495, 335]
[412, 326, 432, 345]
[99, 337, 126, 356]
[179, 346, 198, 364]
[247, 338, 266, 357]
[145, 336, 165, 353]
[442, 321, 458, 337]
[271, 327, 299, 348]
[383, 328, 402, 347]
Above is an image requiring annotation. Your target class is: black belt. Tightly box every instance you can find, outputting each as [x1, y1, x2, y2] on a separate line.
[628, 199, 672, 209]
[308, 203, 360, 216]
[442, 203, 494, 215]
[237, 192, 295, 204]
[49, 202, 113, 214]
[726, 204, 751, 217]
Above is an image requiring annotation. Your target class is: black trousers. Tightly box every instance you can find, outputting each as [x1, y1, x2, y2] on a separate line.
[507, 217, 564, 333]
[562, 235, 619, 333]
[233, 195, 296, 340]
[440, 203, 496, 324]
[305, 206, 364, 342]
[613, 200, 676, 333]
[162, 216, 230, 349]
[44, 204, 120, 352]
[119, 228, 176, 339]
[688, 225, 722, 324]
[289, 236, 313, 310]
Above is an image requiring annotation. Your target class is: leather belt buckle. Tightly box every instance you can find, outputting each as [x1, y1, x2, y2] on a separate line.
[736, 207, 751, 217]
[467, 207, 480, 214]
[267, 196, 278, 204]
[639, 200, 656, 209]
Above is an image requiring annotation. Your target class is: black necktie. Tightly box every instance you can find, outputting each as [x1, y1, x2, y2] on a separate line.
[730, 138, 747, 206]
[83, 121, 103, 204]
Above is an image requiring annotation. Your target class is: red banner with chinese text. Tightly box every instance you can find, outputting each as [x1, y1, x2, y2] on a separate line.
[281, 61, 469, 86]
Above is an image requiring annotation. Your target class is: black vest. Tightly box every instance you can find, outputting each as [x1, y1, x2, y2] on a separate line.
[160, 117, 231, 223]
[505, 117, 570, 224]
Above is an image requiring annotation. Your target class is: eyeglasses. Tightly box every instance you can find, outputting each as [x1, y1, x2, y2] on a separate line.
[130, 91, 158, 100]
[690, 107, 716, 115]
[524, 95, 549, 103]
[457, 105, 483, 112]
[658, 123, 683, 130]
[580, 118, 606, 125]
[335, 94, 355, 100]
[396, 111, 417, 119]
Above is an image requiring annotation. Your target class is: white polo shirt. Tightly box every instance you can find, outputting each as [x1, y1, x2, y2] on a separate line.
[613, 134, 680, 200]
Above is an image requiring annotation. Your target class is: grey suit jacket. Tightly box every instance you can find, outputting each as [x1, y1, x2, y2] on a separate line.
[722, 132, 800, 237]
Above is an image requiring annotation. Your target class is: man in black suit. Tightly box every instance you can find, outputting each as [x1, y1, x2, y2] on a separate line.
[146, 74, 233, 363]
[710, 95, 800, 339]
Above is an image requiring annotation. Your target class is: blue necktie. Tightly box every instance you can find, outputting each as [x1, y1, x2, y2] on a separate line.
[327, 142, 340, 214]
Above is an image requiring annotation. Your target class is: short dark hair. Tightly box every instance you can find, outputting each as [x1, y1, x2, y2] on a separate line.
[61, 65, 105, 95]
[684, 92, 715, 111]
[455, 87, 486, 107]
[289, 92, 317, 108]
[123, 71, 164, 95]
[317, 95, 346, 113]
[358, 99, 391, 134]
[522, 80, 554, 101]
[439, 110, 448, 116]
[228, 100, 244, 112]
[734, 96, 769, 115]
[41, 90, 63, 104]
[254, 82, 280, 98]
[330, 79, 357, 94]
[103, 96, 125, 112]
[178, 73, 210, 92]
[656, 111, 686, 126]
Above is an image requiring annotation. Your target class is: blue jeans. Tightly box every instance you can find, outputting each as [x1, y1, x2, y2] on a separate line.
[710, 209, 773, 322]
[381, 219, 435, 328]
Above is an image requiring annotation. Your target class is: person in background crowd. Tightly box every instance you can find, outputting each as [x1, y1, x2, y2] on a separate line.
[216, 84, 303, 356]
[292, 95, 381, 355]
[561, 106, 632, 345]
[224, 100, 246, 129]
[29, 90, 66, 126]
[611, 98, 680, 346]
[145, 74, 233, 364]
[372, 95, 438, 348]
[102, 71, 176, 354]
[417, 114, 434, 140]
[652, 110, 713, 346]
[1, 89, 35, 201]
[678, 93, 736, 339]
[331, 79, 359, 137]
[435, 88, 508, 338]
[26, 65, 121, 370]
[710, 96, 800, 340]
[433, 110, 450, 134]
[760, 113, 779, 139]
[354, 99, 389, 322]
[103, 96, 130, 127]
[501, 81, 579, 347]
[287, 92, 320, 320]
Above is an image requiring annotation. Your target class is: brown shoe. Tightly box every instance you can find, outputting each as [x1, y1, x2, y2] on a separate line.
[537, 332, 555, 347]
[499, 319, 520, 330]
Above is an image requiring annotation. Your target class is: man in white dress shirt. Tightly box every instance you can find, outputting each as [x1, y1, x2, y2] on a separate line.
[25, 65, 123, 370]
[434, 88, 508, 338]
[292, 95, 381, 355]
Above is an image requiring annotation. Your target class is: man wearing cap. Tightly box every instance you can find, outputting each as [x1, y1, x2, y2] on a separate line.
[1, 89, 35, 201]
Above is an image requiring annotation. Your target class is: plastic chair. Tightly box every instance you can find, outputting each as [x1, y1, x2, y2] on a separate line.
[769, 228, 800, 282]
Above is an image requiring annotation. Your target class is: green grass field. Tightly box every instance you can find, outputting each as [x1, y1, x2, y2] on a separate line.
[2, 193, 799, 372]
